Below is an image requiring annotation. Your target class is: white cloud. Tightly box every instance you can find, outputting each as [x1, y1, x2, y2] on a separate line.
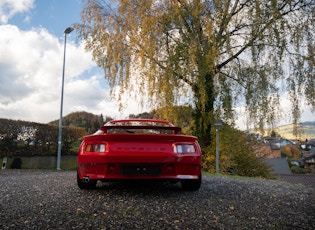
[0, 0, 34, 24]
[0, 24, 148, 123]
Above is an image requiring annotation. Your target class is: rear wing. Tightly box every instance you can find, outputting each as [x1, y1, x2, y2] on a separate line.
[99, 125, 182, 134]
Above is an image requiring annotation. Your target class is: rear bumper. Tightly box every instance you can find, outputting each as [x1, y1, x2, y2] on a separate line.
[77, 161, 201, 181]
[77, 151, 201, 181]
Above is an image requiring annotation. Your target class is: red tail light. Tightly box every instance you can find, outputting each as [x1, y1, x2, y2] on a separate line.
[85, 144, 106, 153]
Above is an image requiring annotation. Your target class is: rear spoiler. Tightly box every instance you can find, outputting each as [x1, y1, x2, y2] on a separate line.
[99, 125, 182, 134]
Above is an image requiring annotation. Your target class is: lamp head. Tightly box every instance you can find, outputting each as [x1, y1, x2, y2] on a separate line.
[64, 27, 74, 34]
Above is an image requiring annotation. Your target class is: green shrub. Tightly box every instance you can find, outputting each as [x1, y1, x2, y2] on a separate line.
[290, 166, 307, 174]
[202, 125, 272, 178]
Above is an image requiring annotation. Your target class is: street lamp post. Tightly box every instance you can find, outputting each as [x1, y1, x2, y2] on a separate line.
[214, 120, 222, 174]
[57, 27, 74, 170]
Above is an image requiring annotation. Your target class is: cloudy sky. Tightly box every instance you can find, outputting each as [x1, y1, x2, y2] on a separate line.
[0, 0, 148, 124]
[0, 0, 313, 129]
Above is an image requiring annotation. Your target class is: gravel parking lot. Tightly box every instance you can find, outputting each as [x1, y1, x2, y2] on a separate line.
[0, 170, 314, 229]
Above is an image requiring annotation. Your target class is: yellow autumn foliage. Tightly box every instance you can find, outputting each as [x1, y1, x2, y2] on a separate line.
[203, 125, 272, 178]
[280, 145, 300, 159]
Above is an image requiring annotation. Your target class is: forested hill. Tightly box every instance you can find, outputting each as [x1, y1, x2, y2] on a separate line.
[49, 111, 112, 133]
[49, 111, 315, 138]
[50, 107, 194, 134]
[273, 122, 315, 139]
[301, 121, 315, 126]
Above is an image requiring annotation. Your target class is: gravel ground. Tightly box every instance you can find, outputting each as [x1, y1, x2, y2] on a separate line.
[0, 170, 314, 230]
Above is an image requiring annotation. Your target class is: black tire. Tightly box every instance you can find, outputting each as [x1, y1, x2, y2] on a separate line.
[181, 174, 201, 191]
[77, 172, 97, 190]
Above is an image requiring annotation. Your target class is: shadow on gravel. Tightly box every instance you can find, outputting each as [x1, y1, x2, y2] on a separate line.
[83, 177, 244, 198]
[79, 177, 238, 200]
[94, 181, 186, 195]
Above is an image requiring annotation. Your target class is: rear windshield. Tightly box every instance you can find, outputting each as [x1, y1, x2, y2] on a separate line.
[106, 120, 172, 127]
[106, 128, 173, 134]
[95, 120, 181, 135]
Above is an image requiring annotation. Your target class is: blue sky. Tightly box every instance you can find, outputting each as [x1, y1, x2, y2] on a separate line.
[0, 0, 313, 129]
[0, 0, 146, 124]
[8, 0, 81, 35]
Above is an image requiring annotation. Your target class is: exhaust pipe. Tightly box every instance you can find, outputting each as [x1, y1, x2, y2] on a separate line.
[83, 176, 90, 183]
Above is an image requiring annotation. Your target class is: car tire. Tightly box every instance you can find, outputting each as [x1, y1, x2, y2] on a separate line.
[181, 174, 201, 191]
[77, 171, 97, 190]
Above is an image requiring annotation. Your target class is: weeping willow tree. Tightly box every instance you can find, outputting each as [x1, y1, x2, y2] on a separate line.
[76, 0, 315, 146]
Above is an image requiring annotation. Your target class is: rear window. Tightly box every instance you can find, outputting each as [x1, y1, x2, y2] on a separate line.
[106, 121, 172, 127]
[96, 119, 181, 135]
[106, 128, 173, 134]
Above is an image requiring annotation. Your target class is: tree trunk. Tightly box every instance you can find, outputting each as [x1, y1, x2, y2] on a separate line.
[192, 73, 215, 147]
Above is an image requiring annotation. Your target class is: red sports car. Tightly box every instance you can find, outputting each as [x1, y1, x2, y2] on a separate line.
[77, 119, 202, 190]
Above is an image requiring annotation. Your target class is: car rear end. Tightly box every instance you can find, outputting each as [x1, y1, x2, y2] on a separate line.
[77, 120, 202, 190]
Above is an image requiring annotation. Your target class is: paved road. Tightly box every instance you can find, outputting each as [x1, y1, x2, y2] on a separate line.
[278, 174, 315, 187]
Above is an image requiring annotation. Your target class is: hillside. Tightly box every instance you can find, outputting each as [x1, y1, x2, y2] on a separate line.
[273, 122, 315, 140]
[49, 111, 315, 140]
[49, 110, 315, 140]
[49, 111, 113, 134]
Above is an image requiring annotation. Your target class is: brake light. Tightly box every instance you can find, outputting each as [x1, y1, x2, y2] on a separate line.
[85, 144, 106, 152]
[174, 144, 196, 154]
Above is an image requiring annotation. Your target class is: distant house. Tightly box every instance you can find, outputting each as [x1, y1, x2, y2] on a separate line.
[256, 137, 296, 159]
[256, 136, 315, 173]
[304, 153, 315, 164]
[301, 139, 315, 150]
[308, 139, 315, 146]
[301, 147, 315, 167]
[254, 143, 280, 158]
[254, 144, 273, 158]
[279, 138, 295, 147]
[264, 138, 281, 158]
